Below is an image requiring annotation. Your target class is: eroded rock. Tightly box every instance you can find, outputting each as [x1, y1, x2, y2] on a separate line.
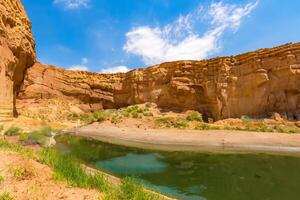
[0, 0, 35, 121]
[18, 43, 300, 120]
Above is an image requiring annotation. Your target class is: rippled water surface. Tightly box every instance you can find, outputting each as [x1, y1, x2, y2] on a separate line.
[55, 135, 300, 200]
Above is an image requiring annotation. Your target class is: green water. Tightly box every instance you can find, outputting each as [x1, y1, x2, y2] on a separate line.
[55, 135, 300, 200]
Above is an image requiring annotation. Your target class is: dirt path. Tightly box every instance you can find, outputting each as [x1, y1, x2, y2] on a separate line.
[0, 152, 101, 200]
[67, 122, 300, 154]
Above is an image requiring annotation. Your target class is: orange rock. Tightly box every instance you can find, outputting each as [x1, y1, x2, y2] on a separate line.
[17, 42, 300, 120]
[0, 0, 35, 121]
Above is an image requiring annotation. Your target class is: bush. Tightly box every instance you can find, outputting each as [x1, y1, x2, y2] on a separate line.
[4, 127, 22, 136]
[0, 125, 3, 133]
[195, 122, 210, 130]
[111, 114, 122, 124]
[18, 132, 29, 142]
[155, 117, 175, 128]
[0, 175, 3, 184]
[93, 111, 107, 122]
[143, 111, 153, 117]
[0, 192, 14, 200]
[186, 111, 203, 122]
[241, 116, 253, 123]
[174, 120, 189, 129]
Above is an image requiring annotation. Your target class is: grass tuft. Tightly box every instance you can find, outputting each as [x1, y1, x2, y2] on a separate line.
[0, 192, 14, 200]
[4, 127, 22, 136]
[186, 111, 203, 122]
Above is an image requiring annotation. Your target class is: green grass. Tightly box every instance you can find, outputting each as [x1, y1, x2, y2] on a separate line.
[120, 177, 159, 200]
[18, 126, 56, 147]
[11, 167, 33, 181]
[39, 148, 159, 199]
[0, 174, 4, 184]
[143, 111, 154, 117]
[186, 111, 203, 122]
[0, 192, 14, 200]
[0, 125, 3, 134]
[4, 127, 22, 136]
[241, 116, 253, 123]
[155, 117, 189, 129]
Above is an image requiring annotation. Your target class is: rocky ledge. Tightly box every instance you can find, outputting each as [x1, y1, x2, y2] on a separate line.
[18, 43, 300, 121]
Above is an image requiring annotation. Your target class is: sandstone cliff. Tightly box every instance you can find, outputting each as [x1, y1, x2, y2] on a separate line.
[0, 0, 35, 121]
[1, 0, 299, 122]
[18, 43, 300, 121]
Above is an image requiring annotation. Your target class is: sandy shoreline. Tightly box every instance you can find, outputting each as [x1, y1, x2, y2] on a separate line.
[65, 123, 300, 154]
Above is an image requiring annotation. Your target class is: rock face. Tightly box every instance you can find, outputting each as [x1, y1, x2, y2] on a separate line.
[18, 43, 300, 121]
[0, 0, 35, 121]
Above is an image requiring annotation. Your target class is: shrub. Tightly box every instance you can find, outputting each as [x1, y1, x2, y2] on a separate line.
[143, 111, 153, 117]
[0, 175, 3, 184]
[93, 111, 107, 122]
[4, 127, 22, 136]
[241, 116, 253, 123]
[0, 192, 14, 200]
[186, 111, 203, 122]
[155, 117, 176, 128]
[11, 167, 34, 181]
[67, 113, 81, 121]
[18, 132, 29, 143]
[126, 105, 144, 114]
[195, 122, 210, 130]
[174, 120, 189, 129]
[111, 114, 122, 124]
[0, 125, 3, 133]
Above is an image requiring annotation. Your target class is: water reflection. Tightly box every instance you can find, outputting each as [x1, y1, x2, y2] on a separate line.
[55, 135, 300, 200]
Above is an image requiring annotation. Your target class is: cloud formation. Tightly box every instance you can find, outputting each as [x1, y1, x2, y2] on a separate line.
[100, 66, 130, 74]
[53, 0, 90, 9]
[124, 1, 258, 65]
[68, 57, 89, 71]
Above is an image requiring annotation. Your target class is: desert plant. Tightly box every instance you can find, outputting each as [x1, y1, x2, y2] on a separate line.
[0, 175, 4, 184]
[111, 114, 122, 124]
[142, 111, 153, 117]
[186, 111, 203, 122]
[0, 125, 3, 134]
[155, 117, 176, 128]
[241, 116, 253, 123]
[195, 122, 210, 130]
[4, 127, 22, 136]
[93, 111, 107, 122]
[0, 192, 14, 200]
[18, 132, 29, 143]
[11, 167, 34, 181]
[174, 120, 189, 129]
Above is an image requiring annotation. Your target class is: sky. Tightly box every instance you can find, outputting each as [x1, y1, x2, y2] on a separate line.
[22, 0, 300, 73]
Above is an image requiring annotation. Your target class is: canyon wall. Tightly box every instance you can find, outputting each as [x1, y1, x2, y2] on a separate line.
[0, 0, 35, 121]
[1, 0, 299, 121]
[18, 43, 300, 121]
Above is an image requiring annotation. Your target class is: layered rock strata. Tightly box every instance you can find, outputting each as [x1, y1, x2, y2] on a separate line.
[18, 43, 300, 121]
[0, 0, 35, 121]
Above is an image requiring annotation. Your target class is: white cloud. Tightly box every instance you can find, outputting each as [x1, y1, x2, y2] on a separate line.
[68, 65, 89, 71]
[68, 57, 89, 71]
[81, 57, 89, 65]
[100, 66, 130, 74]
[124, 1, 258, 65]
[54, 0, 90, 9]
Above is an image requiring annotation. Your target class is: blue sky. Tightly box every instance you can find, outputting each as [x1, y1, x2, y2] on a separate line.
[22, 0, 300, 73]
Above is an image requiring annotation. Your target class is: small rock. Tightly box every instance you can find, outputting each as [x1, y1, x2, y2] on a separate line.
[270, 112, 283, 121]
